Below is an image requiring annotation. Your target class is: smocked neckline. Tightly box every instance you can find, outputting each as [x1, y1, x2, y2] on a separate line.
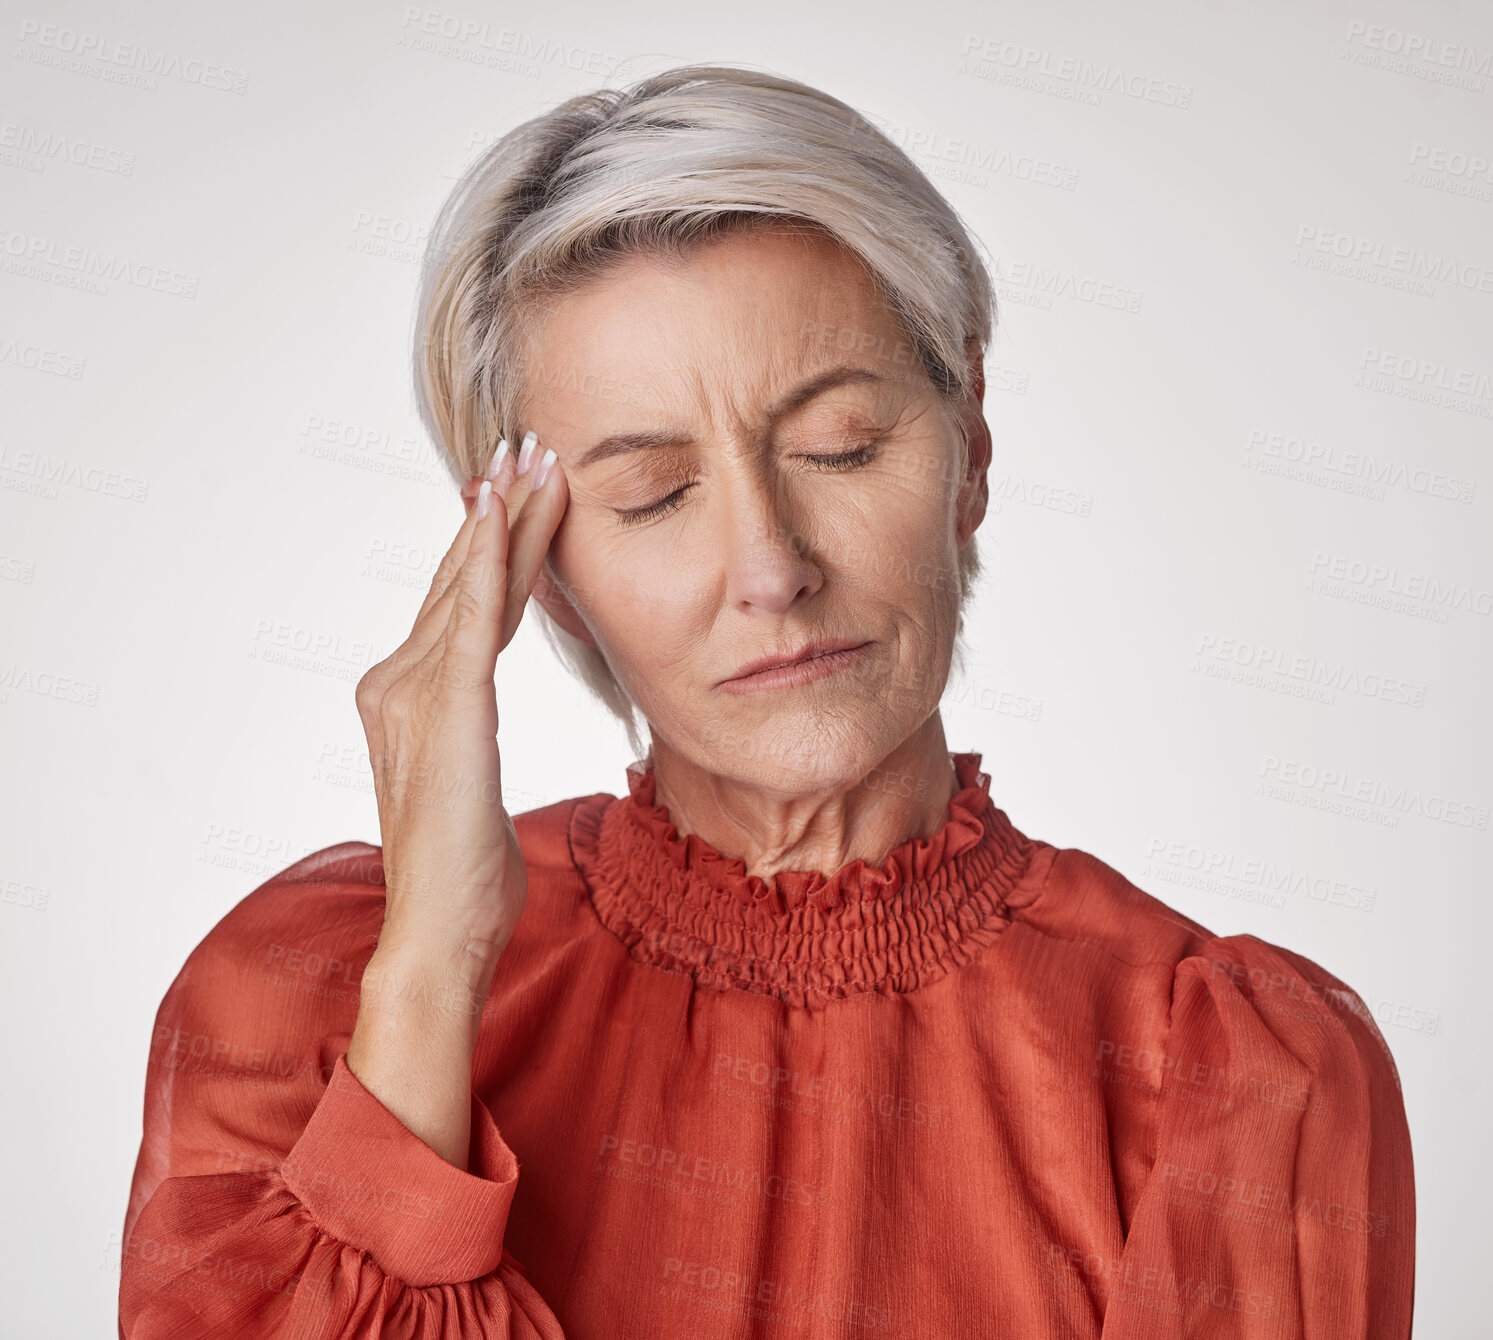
[567, 751, 1045, 1008]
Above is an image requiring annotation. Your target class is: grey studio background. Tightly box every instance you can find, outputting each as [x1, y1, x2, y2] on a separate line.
[2, 1, 1488, 1335]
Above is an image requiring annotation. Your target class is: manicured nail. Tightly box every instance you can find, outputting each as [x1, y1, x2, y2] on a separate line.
[517, 430, 538, 476]
[532, 447, 557, 491]
[487, 439, 510, 481]
[476, 478, 492, 520]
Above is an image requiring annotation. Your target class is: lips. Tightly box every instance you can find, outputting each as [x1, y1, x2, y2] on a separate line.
[723, 638, 870, 685]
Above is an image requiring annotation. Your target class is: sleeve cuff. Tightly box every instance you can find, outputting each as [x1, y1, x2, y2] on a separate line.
[281, 1054, 518, 1287]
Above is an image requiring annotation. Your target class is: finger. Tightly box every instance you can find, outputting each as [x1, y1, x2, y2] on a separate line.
[424, 476, 511, 699]
[499, 451, 570, 650]
[363, 499, 485, 701]
[415, 450, 507, 626]
[417, 437, 522, 623]
[410, 431, 544, 657]
[404, 442, 522, 658]
[357, 446, 514, 753]
[383, 432, 529, 691]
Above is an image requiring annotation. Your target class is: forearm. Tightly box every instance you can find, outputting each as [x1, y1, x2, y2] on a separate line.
[346, 930, 506, 1169]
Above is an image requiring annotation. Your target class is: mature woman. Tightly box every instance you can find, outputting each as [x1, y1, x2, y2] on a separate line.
[119, 65, 1414, 1338]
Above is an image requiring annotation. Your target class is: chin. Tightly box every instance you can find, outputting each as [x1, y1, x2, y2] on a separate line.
[703, 716, 891, 787]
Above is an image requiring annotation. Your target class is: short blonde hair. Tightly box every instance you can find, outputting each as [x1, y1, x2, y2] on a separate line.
[413, 64, 997, 757]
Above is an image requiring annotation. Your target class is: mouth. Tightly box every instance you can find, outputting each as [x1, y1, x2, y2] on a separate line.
[719, 639, 873, 693]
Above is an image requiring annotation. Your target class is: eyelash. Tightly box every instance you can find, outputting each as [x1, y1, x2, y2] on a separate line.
[616, 443, 881, 527]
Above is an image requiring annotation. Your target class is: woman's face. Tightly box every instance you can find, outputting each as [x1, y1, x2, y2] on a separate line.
[524, 223, 990, 792]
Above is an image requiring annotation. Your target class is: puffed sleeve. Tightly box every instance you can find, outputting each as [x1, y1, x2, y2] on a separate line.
[1097, 935, 1415, 1339]
[118, 849, 566, 1338]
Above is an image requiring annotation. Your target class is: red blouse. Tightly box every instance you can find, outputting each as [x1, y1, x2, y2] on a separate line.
[119, 751, 1415, 1337]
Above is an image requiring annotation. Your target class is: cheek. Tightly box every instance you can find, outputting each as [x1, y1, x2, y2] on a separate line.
[555, 521, 708, 665]
[827, 473, 956, 596]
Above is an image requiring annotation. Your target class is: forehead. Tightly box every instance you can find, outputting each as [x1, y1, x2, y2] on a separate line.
[519, 226, 920, 423]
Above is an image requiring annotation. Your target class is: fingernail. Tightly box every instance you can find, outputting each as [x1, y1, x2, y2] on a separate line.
[487, 439, 510, 481]
[476, 478, 492, 520]
[517, 430, 538, 476]
[533, 447, 557, 491]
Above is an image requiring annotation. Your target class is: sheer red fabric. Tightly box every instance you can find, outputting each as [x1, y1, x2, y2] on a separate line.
[120, 752, 1414, 1337]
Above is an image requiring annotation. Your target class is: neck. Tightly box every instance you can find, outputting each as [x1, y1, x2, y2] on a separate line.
[646, 715, 961, 883]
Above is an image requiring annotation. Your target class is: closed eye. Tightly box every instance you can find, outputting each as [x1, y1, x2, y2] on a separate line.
[615, 484, 696, 527]
[806, 442, 879, 471]
[613, 441, 881, 527]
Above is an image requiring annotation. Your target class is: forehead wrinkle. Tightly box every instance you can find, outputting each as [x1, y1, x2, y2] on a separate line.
[662, 320, 783, 448]
[528, 233, 922, 464]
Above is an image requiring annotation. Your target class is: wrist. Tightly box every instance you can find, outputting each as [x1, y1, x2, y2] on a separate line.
[377, 904, 513, 977]
[358, 934, 502, 1038]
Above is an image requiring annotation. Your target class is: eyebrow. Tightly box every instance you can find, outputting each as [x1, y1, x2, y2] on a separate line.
[572, 364, 889, 471]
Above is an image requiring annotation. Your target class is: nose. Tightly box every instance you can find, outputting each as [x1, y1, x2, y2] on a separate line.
[717, 466, 824, 614]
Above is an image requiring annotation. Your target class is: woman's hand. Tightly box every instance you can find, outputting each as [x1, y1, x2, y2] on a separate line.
[358, 432, 567, 960]
[346, 432, 568, 1166]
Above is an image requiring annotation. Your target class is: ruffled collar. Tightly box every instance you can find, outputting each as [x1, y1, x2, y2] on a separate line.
[568, 751, 1046, 1009]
